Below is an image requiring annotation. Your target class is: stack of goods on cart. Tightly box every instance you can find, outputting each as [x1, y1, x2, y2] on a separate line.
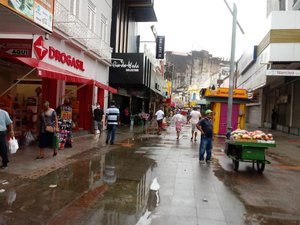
[230, 129, 275, 143]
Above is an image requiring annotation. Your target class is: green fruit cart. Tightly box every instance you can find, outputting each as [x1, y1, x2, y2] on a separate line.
[225, 140, 276, 173]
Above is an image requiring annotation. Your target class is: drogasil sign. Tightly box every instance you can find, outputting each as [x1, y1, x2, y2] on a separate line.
[33, 36, 85, 71]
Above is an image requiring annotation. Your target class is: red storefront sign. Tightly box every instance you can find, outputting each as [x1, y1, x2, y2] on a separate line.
[33, 36, 85, 71]
[0, 38, 33, 57]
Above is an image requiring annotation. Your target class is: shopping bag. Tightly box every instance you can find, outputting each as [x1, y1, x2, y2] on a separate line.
[52, 133, 60, 149]
[23, 130, 36, 146]
[8, 137, 19, 154]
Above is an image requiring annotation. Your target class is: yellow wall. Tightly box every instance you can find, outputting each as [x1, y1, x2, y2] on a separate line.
[238, 104, 246, 129]
[212, 103, 221, 135]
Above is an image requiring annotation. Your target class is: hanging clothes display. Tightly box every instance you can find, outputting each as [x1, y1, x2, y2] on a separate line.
[56, 100, 73, 149]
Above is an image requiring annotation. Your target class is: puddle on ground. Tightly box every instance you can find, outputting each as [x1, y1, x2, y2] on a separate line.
[0, 143, 158, 225]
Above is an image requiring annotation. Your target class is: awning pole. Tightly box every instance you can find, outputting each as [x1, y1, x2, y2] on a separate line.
[0, 68, 37, 97]
[60, 83, 87, 102]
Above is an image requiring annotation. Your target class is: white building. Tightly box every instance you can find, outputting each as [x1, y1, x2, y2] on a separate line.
[237, 0, 300, 135]
[0, 0, 115, 132]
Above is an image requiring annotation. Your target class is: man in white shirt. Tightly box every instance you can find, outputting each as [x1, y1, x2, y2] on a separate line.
[155, 106, 164, 135]
[188, 106, 201, 141]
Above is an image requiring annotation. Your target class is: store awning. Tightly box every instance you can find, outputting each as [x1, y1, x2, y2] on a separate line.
[94, 81, 118, 94]
[13, 57, 118, 93]
[15, 57, 93, 84]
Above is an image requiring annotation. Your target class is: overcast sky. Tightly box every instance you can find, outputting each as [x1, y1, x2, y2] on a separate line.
[138, 0, 267, 60]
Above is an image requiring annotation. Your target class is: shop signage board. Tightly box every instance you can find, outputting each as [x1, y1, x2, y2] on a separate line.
[266, 70, 300, 77]
[205, 88, 248, 99]
[0, 38, 32, 57]
[110, 53, 144, 84]
[155, 36, 165, 59]
[33, 36, 85, 71]
[0, 0, 54, 32]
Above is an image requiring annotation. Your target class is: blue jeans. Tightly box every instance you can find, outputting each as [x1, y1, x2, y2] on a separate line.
[0, 131, 9, 166]
[106, 124, 117, 144]
[199, 136, 213, 161]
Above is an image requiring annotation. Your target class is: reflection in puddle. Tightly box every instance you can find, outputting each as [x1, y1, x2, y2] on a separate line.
[0, 146, 157, 225]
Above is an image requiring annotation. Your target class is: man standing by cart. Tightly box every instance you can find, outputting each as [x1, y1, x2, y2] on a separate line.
[196, 109, 213, 164]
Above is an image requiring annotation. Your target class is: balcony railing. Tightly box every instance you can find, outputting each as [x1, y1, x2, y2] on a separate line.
[54, 1, 112, 60]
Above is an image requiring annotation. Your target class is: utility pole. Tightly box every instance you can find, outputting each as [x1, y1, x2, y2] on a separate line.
[227, 3, 237, 134]
[224, 1, 244, 135]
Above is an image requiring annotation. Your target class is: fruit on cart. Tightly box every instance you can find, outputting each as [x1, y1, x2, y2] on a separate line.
[230, 129, 273, 141]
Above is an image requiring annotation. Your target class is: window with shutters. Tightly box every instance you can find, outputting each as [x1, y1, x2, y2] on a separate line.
[100, 14, 108, 42]
[88, 1, 96, 32]
[70, 0, 80, 17]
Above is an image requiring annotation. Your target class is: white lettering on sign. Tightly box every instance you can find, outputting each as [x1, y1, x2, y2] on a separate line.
[112, 59, 140, 72]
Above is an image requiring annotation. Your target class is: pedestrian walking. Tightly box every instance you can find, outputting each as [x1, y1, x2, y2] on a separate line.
[155, 106, 164, 135]
[37, 100, 59, 159]
[0, 109, 14, 169]
[188, 106, 201, 141]
[196, 109, 213, 164]
[172, 110, 186, 139]
[93, 102, 104, 139]
[105, 100, 120, 145]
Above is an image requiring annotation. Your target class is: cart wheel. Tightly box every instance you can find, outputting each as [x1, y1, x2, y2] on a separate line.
[232, 159, 239, 171]
[256, 161, 265, 173]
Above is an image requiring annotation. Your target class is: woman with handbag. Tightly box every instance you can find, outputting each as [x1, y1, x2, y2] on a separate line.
[36, 101, 59, 159]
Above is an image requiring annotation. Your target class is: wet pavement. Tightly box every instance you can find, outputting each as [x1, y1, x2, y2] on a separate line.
[0, 122, 300, 225]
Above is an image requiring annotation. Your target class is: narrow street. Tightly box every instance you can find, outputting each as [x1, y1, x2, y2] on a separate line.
[0, 123, 300, 225]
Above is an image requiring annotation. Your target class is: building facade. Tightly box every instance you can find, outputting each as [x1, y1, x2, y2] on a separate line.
[166, 50, 229, 108]
[0, 0, 115, 136]
[237, 0, 300, 135]
[108, 0, 167, 122]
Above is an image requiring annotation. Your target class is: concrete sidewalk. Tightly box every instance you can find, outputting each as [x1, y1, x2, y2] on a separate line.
[2, 125, 144, 178]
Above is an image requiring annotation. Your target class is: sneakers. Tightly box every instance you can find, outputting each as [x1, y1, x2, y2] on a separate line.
[0, 165, 8, 169]
[199, 160, 206, 165]
[206, 159, 213, 163]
